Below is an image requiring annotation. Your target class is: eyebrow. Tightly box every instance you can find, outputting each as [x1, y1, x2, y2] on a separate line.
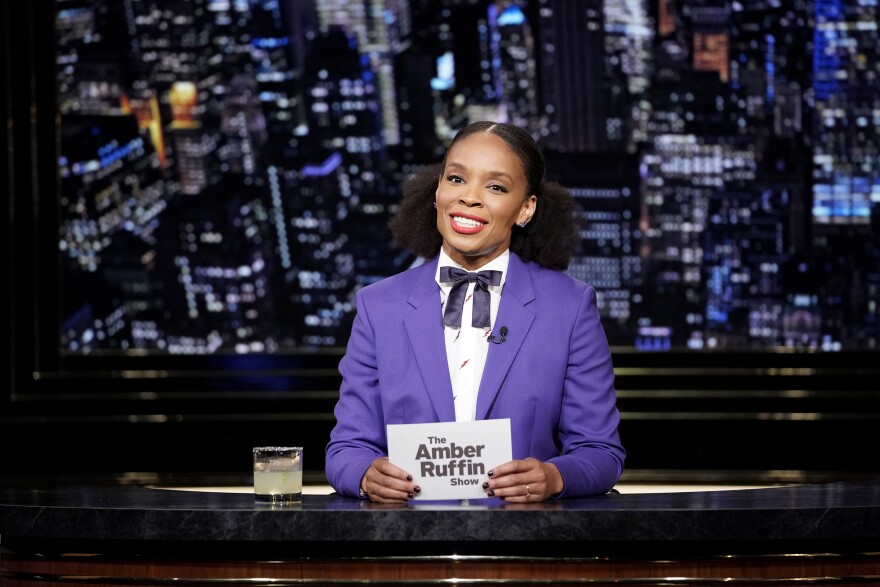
[445, 161, 514, 182]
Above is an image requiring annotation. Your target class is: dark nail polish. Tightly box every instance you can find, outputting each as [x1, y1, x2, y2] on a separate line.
[499, 496, 505, 500]
[488, 490, 495, 497]
[488, 470, 494, 477]
[482, 482, 489, 489]
[407, 492, 414, 499]
[414, 486, 421, 493]
[406, 475, 413, 481]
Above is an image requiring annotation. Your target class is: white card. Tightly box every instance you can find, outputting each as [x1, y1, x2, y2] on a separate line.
[387, 419, 512, 500]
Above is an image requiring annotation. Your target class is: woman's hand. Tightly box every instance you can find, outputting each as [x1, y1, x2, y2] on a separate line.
[481, 458, 564, 502]
[360, 457, 421, 503]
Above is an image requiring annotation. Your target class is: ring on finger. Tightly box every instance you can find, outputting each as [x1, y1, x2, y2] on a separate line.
[525, 484, 531, 499]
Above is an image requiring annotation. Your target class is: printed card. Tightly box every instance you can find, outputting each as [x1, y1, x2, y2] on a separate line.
[387, 419, 512, 500]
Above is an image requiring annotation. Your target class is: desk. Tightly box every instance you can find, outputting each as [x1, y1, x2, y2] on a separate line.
[2, 481, 879, 585]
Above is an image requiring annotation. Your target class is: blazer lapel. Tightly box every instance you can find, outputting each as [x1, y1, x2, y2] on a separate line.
[403, 257, 456, 422]
[475, 253, 536, 420]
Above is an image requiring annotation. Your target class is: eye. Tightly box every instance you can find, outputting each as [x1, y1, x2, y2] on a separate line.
[487, 183, 509, 193]
[446, 174, 464, 184]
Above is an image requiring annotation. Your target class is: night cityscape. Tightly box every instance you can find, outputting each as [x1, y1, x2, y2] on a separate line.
[55, 0, 880, 355]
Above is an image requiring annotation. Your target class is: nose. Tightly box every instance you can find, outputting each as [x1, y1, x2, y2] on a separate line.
[460, 188, 483, 207]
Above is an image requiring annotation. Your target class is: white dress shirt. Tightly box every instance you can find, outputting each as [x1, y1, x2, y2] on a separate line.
[435, 249, 509, 421]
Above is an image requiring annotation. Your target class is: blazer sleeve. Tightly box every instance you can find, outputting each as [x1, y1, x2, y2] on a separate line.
[547, 285, 626, 497]
[324, 289, 388, 497]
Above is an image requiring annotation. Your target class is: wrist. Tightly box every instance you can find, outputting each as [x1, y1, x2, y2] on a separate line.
[543, 462, 565, 496]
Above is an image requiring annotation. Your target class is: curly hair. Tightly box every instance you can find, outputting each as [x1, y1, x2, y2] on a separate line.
[389, 121, 584, 271]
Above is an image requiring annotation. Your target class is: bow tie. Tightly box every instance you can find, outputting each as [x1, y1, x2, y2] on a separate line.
[439, 266, 502, 329]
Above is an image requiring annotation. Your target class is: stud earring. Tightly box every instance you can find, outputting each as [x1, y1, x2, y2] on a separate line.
[433, 201, 437, 209]
[517, 220, 528, 228]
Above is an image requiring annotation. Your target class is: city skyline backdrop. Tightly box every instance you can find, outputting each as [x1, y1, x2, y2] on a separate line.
[55, 0, 880, 354]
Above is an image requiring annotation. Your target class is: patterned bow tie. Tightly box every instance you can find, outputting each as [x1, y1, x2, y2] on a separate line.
[439, 266, 502, 329]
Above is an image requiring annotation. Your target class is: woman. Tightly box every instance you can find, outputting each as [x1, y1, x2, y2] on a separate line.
[325, 121, 625, 502]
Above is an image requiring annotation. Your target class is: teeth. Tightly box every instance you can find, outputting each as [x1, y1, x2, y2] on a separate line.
[453, 216, 485, 228]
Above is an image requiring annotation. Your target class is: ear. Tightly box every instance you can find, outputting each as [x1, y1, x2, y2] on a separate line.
[517, 195, 537, 225]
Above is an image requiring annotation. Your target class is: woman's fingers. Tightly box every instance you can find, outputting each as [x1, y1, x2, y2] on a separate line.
[363, 457, 420, 503]
[483, 458, 559, 502]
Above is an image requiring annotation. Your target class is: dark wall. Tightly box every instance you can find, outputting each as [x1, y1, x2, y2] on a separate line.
[2, 349, 879, 484]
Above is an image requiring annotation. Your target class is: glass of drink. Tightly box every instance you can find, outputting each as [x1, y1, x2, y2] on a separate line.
[253, 446, 303, 503]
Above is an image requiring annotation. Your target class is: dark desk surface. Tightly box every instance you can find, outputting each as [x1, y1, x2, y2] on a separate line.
[2, 481, 880, 545]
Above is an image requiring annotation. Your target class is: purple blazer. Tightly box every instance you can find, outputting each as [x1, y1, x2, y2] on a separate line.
[325, 252, 625, 498]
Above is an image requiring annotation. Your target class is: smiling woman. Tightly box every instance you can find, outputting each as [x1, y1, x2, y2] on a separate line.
[434, 130, 536, 270]
[389, 121, 583, 271]
[325, 120, 625, 504]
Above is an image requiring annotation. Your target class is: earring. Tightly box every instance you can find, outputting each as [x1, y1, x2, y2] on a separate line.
[433, 201, 437, 209]
[517, 220, 528, 228]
